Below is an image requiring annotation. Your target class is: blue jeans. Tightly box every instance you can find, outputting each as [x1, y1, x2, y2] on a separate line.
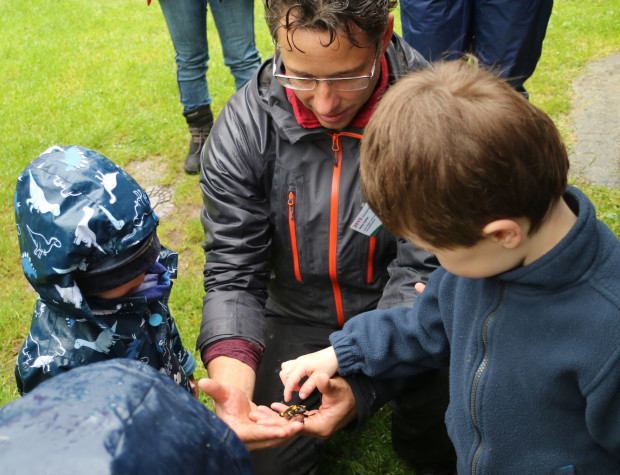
[158, 0, 261, 113]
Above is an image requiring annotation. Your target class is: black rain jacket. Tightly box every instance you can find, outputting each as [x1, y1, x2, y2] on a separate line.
[198, 34, 435, 358]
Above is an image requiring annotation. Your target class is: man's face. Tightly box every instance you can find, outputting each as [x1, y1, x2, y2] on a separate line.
[275, 25, 387, 130]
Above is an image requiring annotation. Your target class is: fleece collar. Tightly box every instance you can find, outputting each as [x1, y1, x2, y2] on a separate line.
[285, 55, 389, 129]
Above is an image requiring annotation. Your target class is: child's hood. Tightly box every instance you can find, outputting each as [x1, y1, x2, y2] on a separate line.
[14, 145, 159, 318]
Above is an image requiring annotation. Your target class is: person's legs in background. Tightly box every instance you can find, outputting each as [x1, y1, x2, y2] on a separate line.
[209, 0, 261, 90]
[472, 0, 553, 98]
[158, 0, 213, 174]
[159, 0, 262, 174]
[400, 0, 471, 62]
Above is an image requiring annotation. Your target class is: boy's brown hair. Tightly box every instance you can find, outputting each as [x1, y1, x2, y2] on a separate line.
[360, 59, 569, 248]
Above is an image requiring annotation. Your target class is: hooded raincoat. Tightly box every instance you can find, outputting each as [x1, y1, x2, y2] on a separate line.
[0, 359, 252, 474]
[14, 146, 195, 395]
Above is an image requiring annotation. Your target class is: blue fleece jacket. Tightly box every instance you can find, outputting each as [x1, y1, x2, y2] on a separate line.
[331, 186, 620, 474]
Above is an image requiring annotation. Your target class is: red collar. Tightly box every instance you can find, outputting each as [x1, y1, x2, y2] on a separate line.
[285, 55, 389, 129]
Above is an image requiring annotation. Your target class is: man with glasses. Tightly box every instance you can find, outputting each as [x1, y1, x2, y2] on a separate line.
[197, 1, 456, 473]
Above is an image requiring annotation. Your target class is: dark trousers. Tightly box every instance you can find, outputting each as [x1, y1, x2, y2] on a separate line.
[250, 316, 455, 475]
[401, 0, 553, 95]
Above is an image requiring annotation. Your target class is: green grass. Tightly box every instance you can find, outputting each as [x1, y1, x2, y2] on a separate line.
[0, 0, 618, 472]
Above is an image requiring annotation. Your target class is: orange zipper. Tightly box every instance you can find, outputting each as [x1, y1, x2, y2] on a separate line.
[288, 190, 302, 281]
[329, 132, 363, 327]
[367, 236, 376, 283]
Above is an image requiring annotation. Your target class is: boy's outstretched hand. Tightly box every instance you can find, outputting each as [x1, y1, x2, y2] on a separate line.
[198, 378, 304, 451]
[279, 346, 338, 402]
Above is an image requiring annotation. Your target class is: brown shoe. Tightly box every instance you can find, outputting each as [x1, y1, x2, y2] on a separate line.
[185, 123, 212, 174]
[183, 105, 214, 175]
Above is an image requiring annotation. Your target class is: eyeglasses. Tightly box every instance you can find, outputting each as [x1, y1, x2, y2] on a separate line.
[271, 46, 379, 92]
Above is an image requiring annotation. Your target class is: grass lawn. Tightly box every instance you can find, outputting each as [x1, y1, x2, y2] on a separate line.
[0, 0, 618, 473]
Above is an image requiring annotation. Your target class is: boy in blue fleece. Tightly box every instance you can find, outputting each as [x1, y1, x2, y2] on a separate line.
[278, 61, 620, 473]
[14, 146, 197, 396]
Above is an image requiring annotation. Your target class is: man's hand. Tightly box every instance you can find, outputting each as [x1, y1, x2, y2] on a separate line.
[198, 378, 304, 451]
[253, 373, 357, 440]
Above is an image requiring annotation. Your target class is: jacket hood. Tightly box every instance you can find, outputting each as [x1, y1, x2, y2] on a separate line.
[14, 145, 158, 317]
[1, 359, 253, 474]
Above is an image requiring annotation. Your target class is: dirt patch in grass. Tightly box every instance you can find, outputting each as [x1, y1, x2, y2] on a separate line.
[125, 157, 202, 253]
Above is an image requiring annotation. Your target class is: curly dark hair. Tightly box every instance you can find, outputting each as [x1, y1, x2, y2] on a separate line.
[263, 0, 396, 49]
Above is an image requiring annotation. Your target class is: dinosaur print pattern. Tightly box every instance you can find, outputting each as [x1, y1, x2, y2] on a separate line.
[53, 175, 82, 198]
[132, 190, 151, 226]
[21, 334, 67, 374]
[61, 146, 88, 171]
[52, 259, 88, 275]
[26, 171, 60, 216]
[21, 252, 37, 279]
[74, 323, 119, 355]
[54, 282, 83, 309]
[34, 301, 46, 319]
[27, 225, 61, 258]
[95, 170, 118, 204]
[74, 205, 105, 252]
[98, 204, 125, 230]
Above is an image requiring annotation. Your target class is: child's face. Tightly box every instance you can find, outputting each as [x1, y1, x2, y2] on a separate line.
[405, 233, 522, 279]
[93, 273, 146, 299]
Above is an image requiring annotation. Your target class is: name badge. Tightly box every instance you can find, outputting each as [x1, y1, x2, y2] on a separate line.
[350, 203, 383, 237]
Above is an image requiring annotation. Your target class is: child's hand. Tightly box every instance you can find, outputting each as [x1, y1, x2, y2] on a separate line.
[279, 347, 338, 402]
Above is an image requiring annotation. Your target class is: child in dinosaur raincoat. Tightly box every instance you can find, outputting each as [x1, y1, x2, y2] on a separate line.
[14, 145, 197, 396]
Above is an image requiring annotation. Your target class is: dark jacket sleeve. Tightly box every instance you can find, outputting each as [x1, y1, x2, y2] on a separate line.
[197, 85, 273, 356]
[377, 238, 439, 309]
[345, 373, 394, 428]
[332, 276, 449, 379]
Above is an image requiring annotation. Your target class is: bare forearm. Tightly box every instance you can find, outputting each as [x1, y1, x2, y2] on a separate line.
[207, 356, 256, 401]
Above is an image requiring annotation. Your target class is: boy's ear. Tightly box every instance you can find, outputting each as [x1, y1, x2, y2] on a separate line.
[482, 219, 524, 249]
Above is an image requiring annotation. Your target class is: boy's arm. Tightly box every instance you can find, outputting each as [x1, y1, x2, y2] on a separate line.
[332, 273, 450, 379]
[280, 276, 449, 401]
[279, 347, 338, 402]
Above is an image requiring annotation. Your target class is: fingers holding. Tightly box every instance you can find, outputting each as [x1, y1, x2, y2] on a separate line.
[280, 363, 307, 402]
